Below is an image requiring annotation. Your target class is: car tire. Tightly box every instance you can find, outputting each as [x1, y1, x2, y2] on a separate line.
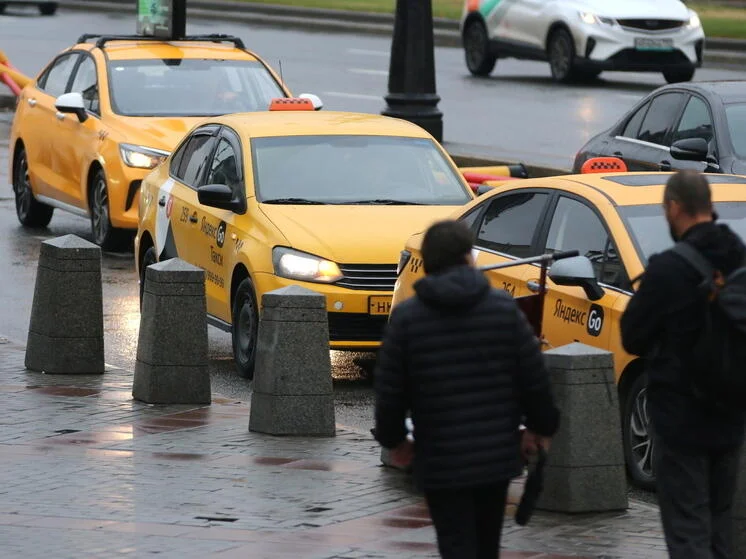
[463, 19, 497, 77]
[622, 373, 657, 491]
[39, 2, 57, 15]
[0, 3, 7, 15]
[663, 68, 695, 84]
[13, 147, 54, 228]
[90, 167, 130, 251]
[575, 68, 602, 82]
[139, 246, 158, 308]
[548, 28, 578, 83]
[231, 277, 259, 380]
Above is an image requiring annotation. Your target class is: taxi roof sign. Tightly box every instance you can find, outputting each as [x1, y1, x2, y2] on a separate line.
[269, 98, 315, 111]
[580, 156, 628, 174]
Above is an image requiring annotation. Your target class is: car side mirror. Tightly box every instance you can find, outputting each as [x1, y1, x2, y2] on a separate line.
[671, 137, 709, 162]
[55, 92, 88, 123]
[299, 93, 323, 110]
[548, 255, 605, 301]
[198, 184, 243, 213]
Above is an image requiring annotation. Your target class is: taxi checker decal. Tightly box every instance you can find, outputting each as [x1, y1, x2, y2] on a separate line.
[553, 299, 604, 337]
[155, 178, 179, 261]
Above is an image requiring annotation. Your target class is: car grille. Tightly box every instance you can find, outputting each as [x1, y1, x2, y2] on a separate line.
[617, 19, 686, 32]
[608, 48, 690, 69]
[327, 313, 389, 342]
[336, 264, 398, 291]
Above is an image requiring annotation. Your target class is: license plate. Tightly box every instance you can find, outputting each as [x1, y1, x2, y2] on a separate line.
[634, 37, 674, 51]
[369, 296, 392, 316]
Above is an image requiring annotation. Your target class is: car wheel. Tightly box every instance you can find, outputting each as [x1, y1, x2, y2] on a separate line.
[548, 28, 578, 83]
[90, 168, 129, 251]
[232, 277, 259, 380]
[663, 68, 695, 84]
[622, 374, 656, 491]
[13, 147, 54, 228]
[39, 2, 57, 15]
[0, 3, 7, 14]
[463, 19, 497, 77]
[139, 246, 158, 308]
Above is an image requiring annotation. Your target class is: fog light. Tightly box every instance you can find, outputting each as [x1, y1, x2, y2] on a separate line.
[334, 301, 344, 310]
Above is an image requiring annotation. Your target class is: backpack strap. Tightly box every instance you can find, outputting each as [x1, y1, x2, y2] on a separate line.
[671, 242, 716, 293]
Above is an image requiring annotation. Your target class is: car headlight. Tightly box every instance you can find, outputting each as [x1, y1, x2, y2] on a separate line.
[687, 11, 701, 29]
[397, 250, 412, 276]
[579, 11, 614, 26]
[119, 143, 170, 169]
[272, 247, 343, 283]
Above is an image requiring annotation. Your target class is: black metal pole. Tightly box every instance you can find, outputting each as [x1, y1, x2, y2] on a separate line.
[381, 0, 443, 142]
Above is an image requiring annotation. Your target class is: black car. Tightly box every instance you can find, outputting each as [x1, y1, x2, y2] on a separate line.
[0, 0, 57, 15]
[574, 81, 746, 175]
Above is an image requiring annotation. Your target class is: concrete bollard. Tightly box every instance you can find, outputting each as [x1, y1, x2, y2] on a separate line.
[25, 234, 104, 374]
[537, 342, 628, 513]
[249, 286, 335, 436]
[732, 447, 746, 555]
[132, 258, 210, 404]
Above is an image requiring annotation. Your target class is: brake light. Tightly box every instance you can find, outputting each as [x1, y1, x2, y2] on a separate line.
[580, 156, 627, 174]
[268, 97, 315, 111]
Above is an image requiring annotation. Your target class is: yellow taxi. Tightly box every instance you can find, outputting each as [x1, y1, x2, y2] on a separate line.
[135, 99, 476, 380]
[390, 169, 746, 490]
[8, 33, 298, 249]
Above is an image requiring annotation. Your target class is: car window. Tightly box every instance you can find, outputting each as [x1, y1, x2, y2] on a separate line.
[175, 135, 216, 187]
[725, 103, 746, 159]
[673, 96, 714, 146]
[545, 197, 627, 289]
[459, 205, 484, 238]
[621, 102, 650, 138]
[39, 53, 80, 98]
[206, 138, 242, 196]
[69, 56, 99, 114]
[475, 192, 549, 258]
[637, 92, 686, 146]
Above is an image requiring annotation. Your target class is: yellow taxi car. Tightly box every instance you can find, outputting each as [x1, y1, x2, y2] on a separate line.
[8, 33, 301, 249]
[135, 99, 476, 380]
[390, 169, 746, 489]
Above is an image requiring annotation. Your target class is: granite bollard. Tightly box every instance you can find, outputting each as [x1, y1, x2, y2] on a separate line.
[537, 343, 628, 513]
[132, 258, 210, 404]
[249, 286, 335, 436]
[25, 234, 104, 374]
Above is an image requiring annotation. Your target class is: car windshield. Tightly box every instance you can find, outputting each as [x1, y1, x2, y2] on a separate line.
[107, 59, 284, 117]
[251, 135, 472, 205]
[725, 103, 746, 159]
[619, 202, 746, 264]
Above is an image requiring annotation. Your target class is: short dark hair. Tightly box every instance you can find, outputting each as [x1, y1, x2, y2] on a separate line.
[421, 220, 473, 275]
[664, 170, 712, 216]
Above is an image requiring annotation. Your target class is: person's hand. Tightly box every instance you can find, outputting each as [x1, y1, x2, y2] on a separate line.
[521, 430, 551, 462]
[390, 440, 414, 468]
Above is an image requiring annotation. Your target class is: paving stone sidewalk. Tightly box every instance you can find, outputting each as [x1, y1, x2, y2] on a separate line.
[0, 336, 668, 558]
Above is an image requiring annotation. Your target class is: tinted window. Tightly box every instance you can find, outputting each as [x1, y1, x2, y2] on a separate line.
[725, 103, 746, 159]
[176, 135, 216, 187]
[69, 56, 99, 114]
[40, 54, 80, 98]
[545, 197, 626, 288]
[673, 96, 714, 145]
[622, 102, 649, 138]
[475, 192, 548, 257]
[206, 138, 242, 195]
[459, 205, 484, 238]
[637, 93, 686, 146]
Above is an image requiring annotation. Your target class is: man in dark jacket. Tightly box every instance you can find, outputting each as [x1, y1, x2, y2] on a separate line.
[374, 219, 560, 559]
[621, 170, 746, 559]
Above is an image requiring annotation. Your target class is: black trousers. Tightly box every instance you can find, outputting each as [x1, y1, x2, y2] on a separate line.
[655, 435, 742, 559]
[424, 482, 510, 559]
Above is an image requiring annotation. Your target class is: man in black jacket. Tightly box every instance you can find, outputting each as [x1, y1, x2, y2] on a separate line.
[374, 219, 560, 559]
[621, 170, 746, 559]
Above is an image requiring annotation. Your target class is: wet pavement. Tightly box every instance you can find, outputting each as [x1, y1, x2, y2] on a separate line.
[0, 335, 669, 558]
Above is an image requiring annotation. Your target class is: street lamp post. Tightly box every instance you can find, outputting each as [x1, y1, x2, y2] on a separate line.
[381, 0, 443, 142]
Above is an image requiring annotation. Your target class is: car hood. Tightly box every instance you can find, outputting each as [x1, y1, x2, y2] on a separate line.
[259, 204, 461, 264]
[109, 116, 210, 152]
[572, 0, 691, 20]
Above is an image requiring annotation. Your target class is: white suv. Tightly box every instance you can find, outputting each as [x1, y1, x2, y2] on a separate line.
[460, 0, 705, 84]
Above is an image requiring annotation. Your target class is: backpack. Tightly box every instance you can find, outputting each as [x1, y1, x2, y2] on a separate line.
[671, 242, 746, 411]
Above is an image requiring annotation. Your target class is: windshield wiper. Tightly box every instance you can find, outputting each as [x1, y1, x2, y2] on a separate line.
[344, 199, 425, 205]
[262, 198, 327, 205]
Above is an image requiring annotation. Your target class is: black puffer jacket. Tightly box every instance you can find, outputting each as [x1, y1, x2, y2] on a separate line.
[621, 221, 746, 450]
[374, 265, 559, 490]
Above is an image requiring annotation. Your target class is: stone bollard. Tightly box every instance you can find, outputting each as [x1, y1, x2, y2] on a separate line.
[132, 258, 210, 404]
[536, 343, 628, 513]
[249, 286, 335, 436]
[25, 234, 104, 374]
[732, 447, 746, 555]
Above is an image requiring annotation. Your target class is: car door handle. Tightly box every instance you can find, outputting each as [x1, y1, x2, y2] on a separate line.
[613, 151, 623, 157]
[659, 160, 672, 171]
[189, 214, 198, 223]
[27, 98, 37, 107]
[527, 280, 541, 293]
[158, 196, 166, 207]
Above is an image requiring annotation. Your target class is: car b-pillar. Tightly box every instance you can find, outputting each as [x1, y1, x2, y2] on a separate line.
[382, 0, 443, 142]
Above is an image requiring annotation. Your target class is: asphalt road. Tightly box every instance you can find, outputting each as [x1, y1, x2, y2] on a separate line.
[3, 8, 746, 169]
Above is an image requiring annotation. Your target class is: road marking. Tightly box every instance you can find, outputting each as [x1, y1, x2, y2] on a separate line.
[348, 48, 389, 57]
[348, 68, 388, 76]
[323, 91, 382, 101]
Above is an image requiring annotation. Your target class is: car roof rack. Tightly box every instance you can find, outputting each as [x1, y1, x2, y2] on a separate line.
[76, 34, 246, 49]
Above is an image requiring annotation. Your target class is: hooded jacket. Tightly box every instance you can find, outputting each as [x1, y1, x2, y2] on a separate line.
[373, 265, 559, 490]
[621, 221, 746, 449]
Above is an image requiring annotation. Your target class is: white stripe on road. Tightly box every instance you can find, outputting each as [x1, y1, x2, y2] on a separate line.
[347, 48, 389, 57]
[348, 68, 388, 76]
[323, 91, 383, 101]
